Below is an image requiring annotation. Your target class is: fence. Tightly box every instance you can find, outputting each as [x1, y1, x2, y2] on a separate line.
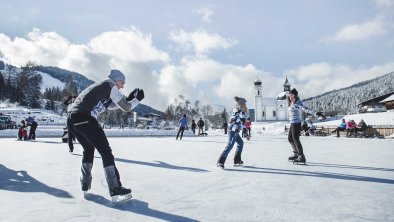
[316, 125, 394, 138]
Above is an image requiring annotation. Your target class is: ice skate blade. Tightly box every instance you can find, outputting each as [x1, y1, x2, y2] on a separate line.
[233, 164, 243, 167]
[112, 193, 132, 203]
[216, 165, 225, 170]
[293, 161, 307, 165]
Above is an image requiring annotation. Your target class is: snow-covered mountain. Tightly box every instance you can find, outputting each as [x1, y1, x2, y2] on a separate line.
[303, 71, 394, 115]
[0, 66, 65, 93]
[36, 71, 65, 92]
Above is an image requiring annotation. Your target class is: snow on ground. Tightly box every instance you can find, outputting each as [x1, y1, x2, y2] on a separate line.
[1, 132, 394, 221]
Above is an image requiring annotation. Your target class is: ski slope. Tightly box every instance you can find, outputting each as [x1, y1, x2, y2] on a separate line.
[0, 133, 393, 221]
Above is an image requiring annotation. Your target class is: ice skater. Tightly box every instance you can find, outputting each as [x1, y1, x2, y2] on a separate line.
[217, 96, 250, 169]
[26, 116, 38, 141]
[67, 69, 144, 202]
[176, 114, 187, 140]
[64, 96, 77, 152]
[287, 88, 324, 164]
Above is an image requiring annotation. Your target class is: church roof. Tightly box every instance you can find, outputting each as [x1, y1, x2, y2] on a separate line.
[277, 91, 287, 100]
[283, 76, 291, 86]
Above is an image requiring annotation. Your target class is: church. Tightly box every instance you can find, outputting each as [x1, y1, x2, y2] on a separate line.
[253, 76, 291, 122]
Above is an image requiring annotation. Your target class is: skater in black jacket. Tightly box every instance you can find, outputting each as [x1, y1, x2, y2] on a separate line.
[197, 118, 205, 135]
[67, 69, 144, 202]
[191, 120, 196, 135]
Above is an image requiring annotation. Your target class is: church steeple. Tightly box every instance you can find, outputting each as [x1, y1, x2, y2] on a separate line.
[283, 75, 291, 92]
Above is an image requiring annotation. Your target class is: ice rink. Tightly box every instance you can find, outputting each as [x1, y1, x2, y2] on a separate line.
[1, 134, 393, 222]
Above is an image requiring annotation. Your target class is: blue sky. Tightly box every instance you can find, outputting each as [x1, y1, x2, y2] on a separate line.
[0, 0, 394, 110]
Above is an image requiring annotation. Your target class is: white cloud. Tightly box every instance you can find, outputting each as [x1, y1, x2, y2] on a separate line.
[371, 0, 394, 8]
[193, 6, 214, 23]
[284, 62, 394, 98]
[1, 28, 392, 111]
[89, 28, 170, 63]
[169, 29, 237, 54]
[157, 57, 281, 109]
[321, 19, 389, 43]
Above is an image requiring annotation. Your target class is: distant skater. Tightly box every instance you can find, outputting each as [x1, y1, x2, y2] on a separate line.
[191, 120, 196, 135]
[176, 114, 187, 140]
[287, 88, 324, 164]
[197, 118, 205, 136]
[26, 116, 38, 141]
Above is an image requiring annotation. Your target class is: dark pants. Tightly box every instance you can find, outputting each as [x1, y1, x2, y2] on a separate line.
[176, 126, 185, 140]
[288, 123, 304, 156]
[247, 128, 251, 137]
[198, 127, 204, 135]
[67, 112, 121, 187]
[28, 123, 37, 140]
[191, 128, 196, 134]
[332, 127, 346, 137]
[68, 131, 75, 152]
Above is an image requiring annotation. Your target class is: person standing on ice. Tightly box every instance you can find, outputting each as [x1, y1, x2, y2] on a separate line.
[176, 114, 187, 140]
[217, 96, 250, 169]
[64, 96, 77, 153]
[287, 88, 324, 164]
[67, 69, 144, 202]
[26, 116, 38, 141]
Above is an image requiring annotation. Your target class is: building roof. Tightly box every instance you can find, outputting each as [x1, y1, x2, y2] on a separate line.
[356, 91, 394, 106]
[380, 94, 394, 103]
[283, 75, 291, 86]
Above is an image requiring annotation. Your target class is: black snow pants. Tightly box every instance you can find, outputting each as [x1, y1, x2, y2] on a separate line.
[28, 122, 37, 140]
[67, 112, 122, 188]
[288, 123, 304, 156]
[176, 126, 185, 140]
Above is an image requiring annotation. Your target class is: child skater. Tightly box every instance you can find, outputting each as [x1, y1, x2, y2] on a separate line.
[217, 96, 250, 169]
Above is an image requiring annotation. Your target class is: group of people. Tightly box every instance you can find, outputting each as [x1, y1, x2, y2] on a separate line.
[176, 117, 206, 140]
[332, 118, 368, 137]
[58, 69, 326, 203]
[17, 116, 38, 141]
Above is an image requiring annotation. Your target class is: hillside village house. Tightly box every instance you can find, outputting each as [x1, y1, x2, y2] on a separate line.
[357, 92, 394, 113]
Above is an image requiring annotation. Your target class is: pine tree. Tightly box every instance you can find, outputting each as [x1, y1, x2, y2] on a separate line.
[0, 60, 5, 70]
[18, 62, 42, 108]
[221, 108, 228, 123]
[15, 71, 29, 106]
[63, 73, 78, 98]
[5, 74, 15, 102]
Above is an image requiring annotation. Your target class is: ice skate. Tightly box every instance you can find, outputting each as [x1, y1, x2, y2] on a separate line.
[234, 160, 244, 167]
[293, 155, 306, 165]
[110, 186, 132, 203]
[234, 153, 243, 166]
[288, 153, 298, 162]
[81, 181, 91, 192]
[216, 163, 225, 169]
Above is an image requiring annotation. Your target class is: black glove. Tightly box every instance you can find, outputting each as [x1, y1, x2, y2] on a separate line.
[136, 89, 144, 101]
[126, 88, 139, 101]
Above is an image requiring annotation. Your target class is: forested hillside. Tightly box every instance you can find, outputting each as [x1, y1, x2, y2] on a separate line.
[304, 71, 394, 115]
